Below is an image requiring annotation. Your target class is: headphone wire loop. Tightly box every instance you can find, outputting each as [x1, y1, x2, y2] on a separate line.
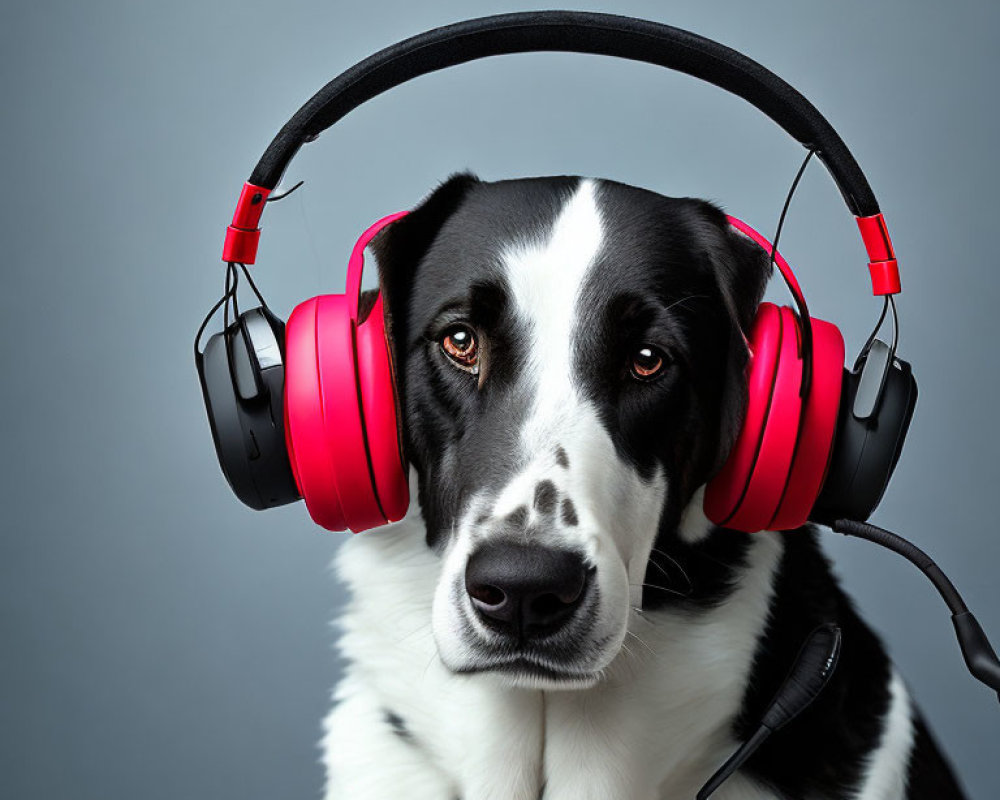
[770, 148, 816, 398]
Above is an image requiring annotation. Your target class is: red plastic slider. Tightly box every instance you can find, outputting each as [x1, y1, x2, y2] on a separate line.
[856, 213, 901, 296]
[222, 182, 271, 264]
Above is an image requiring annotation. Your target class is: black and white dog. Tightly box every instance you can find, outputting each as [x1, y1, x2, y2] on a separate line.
[320, 174, 965, 799]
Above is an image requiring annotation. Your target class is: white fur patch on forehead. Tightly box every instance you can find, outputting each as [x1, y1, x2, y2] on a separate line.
[500, 179, 603, 420]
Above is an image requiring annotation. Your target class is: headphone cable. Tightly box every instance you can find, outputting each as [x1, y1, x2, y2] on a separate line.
[831, 519, 1000, 701]
[768, 148, 816, 398]
[238, 263, 270, 310]
[194, 264, 240, 361]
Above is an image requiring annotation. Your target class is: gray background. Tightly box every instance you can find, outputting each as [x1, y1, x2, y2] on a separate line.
[2, 0, 998, 797]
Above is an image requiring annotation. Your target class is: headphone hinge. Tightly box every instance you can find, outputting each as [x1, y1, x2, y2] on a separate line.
[222, 182, 271, 264]
[856, 213, 901, 295]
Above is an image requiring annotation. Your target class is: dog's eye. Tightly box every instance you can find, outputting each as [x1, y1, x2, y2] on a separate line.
[630, 345, 666, 381]
[441, 324, 480, 373]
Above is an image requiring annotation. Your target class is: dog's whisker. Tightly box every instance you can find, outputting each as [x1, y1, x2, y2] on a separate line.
[691, 549, 749, 572]
[625, 628, 656, 656]
[647, 547, 695, 592]
[662, 293, 708, 315]
[419, 649, 439, 683]
[618, 640, 649, 679]
[394, 621, 433, 645]
[630, 581, 692, 599]
[644, 557, 679, 585]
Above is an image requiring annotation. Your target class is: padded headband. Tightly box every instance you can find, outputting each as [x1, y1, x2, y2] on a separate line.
[225, 11, 901, 296]
[249, 11, 875, 214]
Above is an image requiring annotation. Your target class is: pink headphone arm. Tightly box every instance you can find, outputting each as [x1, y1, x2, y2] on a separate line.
[346, 210, 410, 322]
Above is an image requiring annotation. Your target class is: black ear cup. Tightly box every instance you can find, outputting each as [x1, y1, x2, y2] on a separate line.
[811, 344, 917, 524]
[196, 307, 300, 510]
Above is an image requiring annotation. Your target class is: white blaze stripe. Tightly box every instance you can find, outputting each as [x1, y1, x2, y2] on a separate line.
[501, 179, 604, 448]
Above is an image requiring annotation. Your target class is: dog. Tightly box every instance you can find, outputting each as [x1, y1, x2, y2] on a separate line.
[319, 174, 966, 799]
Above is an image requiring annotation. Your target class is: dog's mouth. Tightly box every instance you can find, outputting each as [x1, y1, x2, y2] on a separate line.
[443, 606, 619, 690]
[452, 655, 602, 689]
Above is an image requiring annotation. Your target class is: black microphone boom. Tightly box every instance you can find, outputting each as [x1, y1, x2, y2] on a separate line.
[695, 624, 843, 800]
[832, 519, 1000, 701]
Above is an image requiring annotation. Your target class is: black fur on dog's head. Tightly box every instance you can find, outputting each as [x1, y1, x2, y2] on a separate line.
[371, 173, 771, 686]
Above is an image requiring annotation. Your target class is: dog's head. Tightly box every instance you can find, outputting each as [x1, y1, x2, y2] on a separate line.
[371, 174, 770, 689]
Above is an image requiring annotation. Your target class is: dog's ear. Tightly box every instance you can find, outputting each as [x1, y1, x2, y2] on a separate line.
[712, 220, 773, 343]
[370, 172, 480, 342]
[701, 210, 773, 477]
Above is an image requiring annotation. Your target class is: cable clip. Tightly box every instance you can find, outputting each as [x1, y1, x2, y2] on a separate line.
[266, 180, 304, 203]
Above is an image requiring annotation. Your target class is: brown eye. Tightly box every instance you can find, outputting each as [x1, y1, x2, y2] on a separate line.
[630, 345, 666, 380]
[441, 325, 479, 373]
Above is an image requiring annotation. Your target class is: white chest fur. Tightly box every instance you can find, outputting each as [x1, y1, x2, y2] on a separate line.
[321, 512, 786, 800]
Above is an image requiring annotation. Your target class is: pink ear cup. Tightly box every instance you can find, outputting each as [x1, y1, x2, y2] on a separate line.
[284, 297, 347, 531]
[314, 294, 390, 532]
[705, 302, 783, 526]
[769, 317, 844, 530]
[283, 211, 411, 534]
[728, 305, 806, 531]
[284, 295, 386, 532]
[355, 293, 409, 522]
[705, 303, 846, 533]
[705, 217, 846, 533]
[710, 304, 807, 532]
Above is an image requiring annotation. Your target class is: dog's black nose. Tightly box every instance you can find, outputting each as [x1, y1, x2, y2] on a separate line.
[465, 543, 590, 637]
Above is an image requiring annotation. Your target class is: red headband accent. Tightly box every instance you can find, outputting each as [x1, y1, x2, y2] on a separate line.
[856, 213, 901, 295]
[222, 182, 271, 264]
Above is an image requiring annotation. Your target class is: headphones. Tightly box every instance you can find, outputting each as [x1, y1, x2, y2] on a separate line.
[196, 11, 917, 535]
